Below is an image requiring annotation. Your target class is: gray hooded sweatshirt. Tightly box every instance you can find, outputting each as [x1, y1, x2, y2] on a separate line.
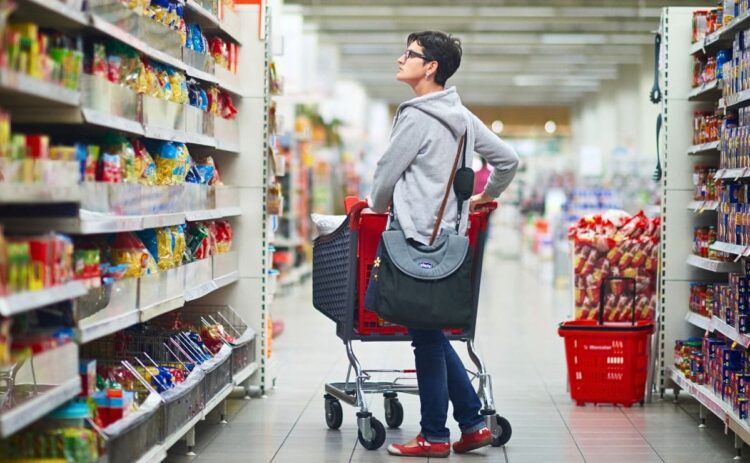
[369, 87, 519, 245]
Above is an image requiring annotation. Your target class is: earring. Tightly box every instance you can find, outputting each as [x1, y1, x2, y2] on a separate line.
[425, 72, 430, 78]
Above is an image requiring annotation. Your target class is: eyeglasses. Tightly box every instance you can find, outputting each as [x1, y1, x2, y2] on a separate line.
[402, 49, 432, 61]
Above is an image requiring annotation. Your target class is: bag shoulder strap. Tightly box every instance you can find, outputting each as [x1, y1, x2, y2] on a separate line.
[430, 132, 466, 245]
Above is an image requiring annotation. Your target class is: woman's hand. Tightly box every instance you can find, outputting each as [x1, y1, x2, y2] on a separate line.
[469, 191, 495, 213]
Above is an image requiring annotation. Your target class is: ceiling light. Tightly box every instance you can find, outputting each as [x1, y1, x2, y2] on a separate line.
[491, 120, 504, 134]
[545, 121, 557, 134]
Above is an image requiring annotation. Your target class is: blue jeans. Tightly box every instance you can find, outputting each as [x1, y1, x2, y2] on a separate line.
[408, 328, 486, 443]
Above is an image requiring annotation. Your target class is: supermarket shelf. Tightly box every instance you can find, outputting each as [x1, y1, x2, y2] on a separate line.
[0, 184, 81, 204]
[89, 14, 187, 72]
[81, 108, 145, 136]
[0, 375, 81, 438]
[713, 168, 750, 180]
[688, 79, 722, 101]
[77, 310, 140, 344]
[186, 207, 242, 222]
[3, 209, 222, 235]
[684, 311, 750, 348]
[185, 0, 243, 45]
[687, 141, 720, 155]
[723, 88, 750, 110]
[690, 13, 750, 56]
[671, 367, 750, 448]
[684, 311, 712, 331]
[233, 361, 259, 386]
[687, 200, 719, 212]
[0, 281, 88, 317]
[17, 0, 88, 29]
[140, 296, 186, 323]
[185, 280, 218, 302]
[0, 70, 81, 107]
[136, 378, 235, 463]
[214, 139, 241, 154]
[710, 241, 749, 256]
[686, 255, 743, 273]
[214, 270, 239, 290]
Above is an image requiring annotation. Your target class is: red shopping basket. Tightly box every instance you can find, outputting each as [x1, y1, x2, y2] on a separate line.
[558, 277, 654, 407]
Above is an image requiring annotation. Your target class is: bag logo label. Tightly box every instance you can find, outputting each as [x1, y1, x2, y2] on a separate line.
[419, 261, 434, 269]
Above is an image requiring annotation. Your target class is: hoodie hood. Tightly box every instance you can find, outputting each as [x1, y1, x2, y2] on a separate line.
[396, 87, 467, 137]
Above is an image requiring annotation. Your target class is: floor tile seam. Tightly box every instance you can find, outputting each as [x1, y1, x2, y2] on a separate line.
[526, 336, 588, 463]
[270, 354, 348, 462]
[189, 399, 252, 463]
[618, 405, 666, 462]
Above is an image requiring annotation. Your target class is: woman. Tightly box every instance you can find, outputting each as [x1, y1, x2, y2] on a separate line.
[368, 31, 519, 457]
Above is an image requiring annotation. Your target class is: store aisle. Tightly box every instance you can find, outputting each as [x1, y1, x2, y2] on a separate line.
[166, 256, 745, 463]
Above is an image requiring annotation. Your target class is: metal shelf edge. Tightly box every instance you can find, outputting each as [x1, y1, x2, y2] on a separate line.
[0, 376, 81, 438]
[139, 296, 186, 322]
[686, 255, 743, 273]
[0, 70, 81, 106]
[687, 141, 720, 155]
[77, 310, 141, 344]
[684, 312, 712, 331]
[688, 80, 721, 100]
[232, 361, 258, 386]
[0, 281, 88, 316]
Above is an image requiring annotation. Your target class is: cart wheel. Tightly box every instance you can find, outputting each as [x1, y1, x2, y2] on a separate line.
[490, 415, 512, 447]
[325, 398, 343, 430]
[384, 398, 404, 428]
[358, 416, 386, 450]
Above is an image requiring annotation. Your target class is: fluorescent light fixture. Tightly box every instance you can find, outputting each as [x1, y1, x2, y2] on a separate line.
[541, 34, 607, 45]
[545, 121, 557, 134]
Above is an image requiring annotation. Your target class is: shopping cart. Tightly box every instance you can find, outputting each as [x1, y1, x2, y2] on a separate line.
[312, 197, 511, 450]
[558, 277, 655, 407]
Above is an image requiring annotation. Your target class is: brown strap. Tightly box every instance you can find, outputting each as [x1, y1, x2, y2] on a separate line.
[429, 134, 466, 245]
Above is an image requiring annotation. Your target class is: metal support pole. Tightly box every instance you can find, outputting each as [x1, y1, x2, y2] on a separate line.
[735, 433, 743, 460]
[698, 405, 707, 429]
[345, 341, 368, 413]
[186, 427, 197, 456]
[220, 399, 228, 424]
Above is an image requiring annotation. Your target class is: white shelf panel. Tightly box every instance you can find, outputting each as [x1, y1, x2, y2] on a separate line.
[140, 296, 185, 323]
[710, 241, 749, 256]
[185, 0, 243, 45]
[215, 139, 241, 154]
[684, 311, 750, 348]
[671, 367, 750, 447]
[89, 15, 187, 72]
[0, 184, 81, 204]
[0, 374, 80, 438]
[688, 79, 722, 101]
[714, 168, 750, 180]
[724, 88, 750, 110]
[233, 361, 259, 386]
[0, 70, 80, 106]
[19, 0, 88, 27]
[0, 281, 88, 317]
[77, 310, 140, 344]
[214, 270, 239, 290]
[684, 311, 712, 331]
[687, 141, 720, 155]
[686, 254, 743, 273]
[687, 200, 719, 212]
[186, 207, 242, 222]
[81, 108, 145, 136]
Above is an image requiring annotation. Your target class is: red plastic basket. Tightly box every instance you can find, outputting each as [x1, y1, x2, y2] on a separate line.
[353, 205, 491, 336]
[558, 277, 654, 407]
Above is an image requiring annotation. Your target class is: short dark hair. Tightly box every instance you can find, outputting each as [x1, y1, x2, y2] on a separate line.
[407, 31, 462, 86]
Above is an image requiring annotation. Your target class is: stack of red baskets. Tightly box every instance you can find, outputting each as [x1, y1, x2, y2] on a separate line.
[558, 277, 655, 407]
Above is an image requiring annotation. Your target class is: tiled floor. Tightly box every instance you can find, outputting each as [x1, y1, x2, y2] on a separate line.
[166, 254, 748, 463]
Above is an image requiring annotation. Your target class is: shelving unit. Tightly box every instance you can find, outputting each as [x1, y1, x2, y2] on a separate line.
[685, 255, 743, 273]
[661, 7, 750, 458]
[687, 140, 720, 155]
[0, 1, 270, 459]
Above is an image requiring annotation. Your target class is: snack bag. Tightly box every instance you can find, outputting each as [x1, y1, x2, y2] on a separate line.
[186, 223, 210, 260]
[132, 139, 156, 185]
[102, 133, 136, 183]
[214, 220, 233, 253]
[111, 233, 157, 278]
[172, 225, 186, 267]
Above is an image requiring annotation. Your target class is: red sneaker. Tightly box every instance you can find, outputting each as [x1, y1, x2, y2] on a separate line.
[387, 435, 450, 458]
[452, 427, 493, 454]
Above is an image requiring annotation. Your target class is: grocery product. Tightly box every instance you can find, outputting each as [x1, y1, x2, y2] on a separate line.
[569, 211, 660, 322]
[693, 165, 718, 201]
[110, 233, 158, 278]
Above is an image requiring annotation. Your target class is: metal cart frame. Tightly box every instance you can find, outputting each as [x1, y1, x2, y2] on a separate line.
[312, 199, 511, 450]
